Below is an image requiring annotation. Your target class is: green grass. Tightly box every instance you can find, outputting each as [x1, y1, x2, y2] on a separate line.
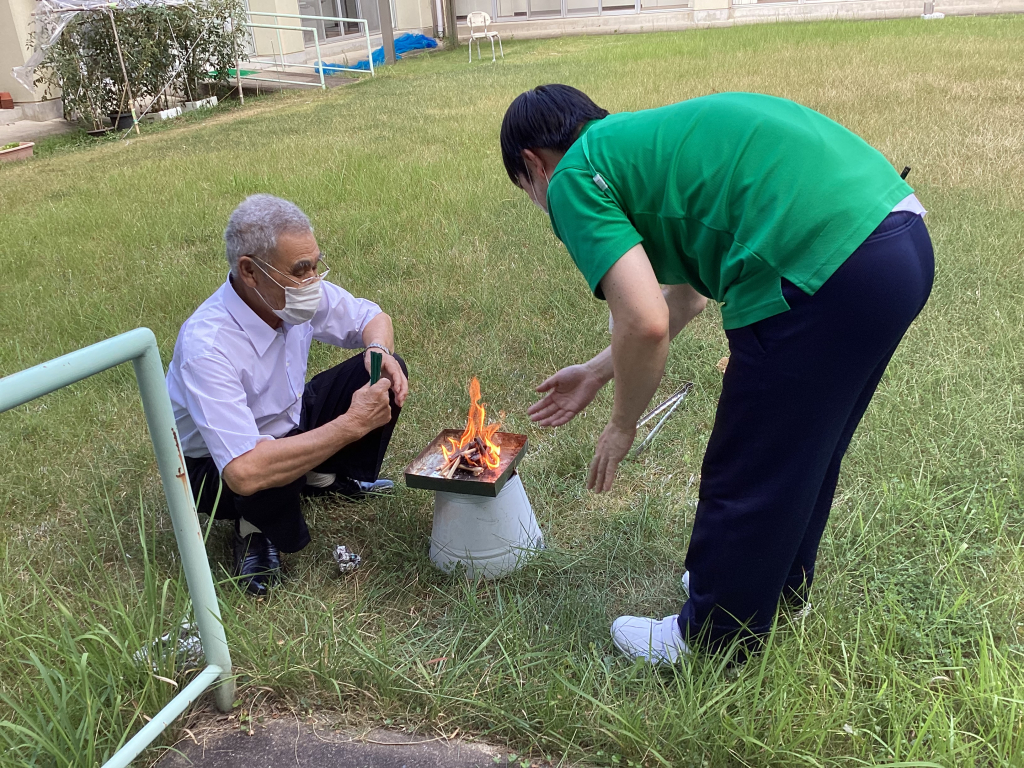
[2, 14, 1024, 768]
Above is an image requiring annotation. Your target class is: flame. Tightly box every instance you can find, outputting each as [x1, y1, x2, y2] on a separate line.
[441, 377, 502, 469]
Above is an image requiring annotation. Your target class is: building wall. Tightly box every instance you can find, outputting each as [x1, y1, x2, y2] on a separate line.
[1, 0, 53, 105]
[247, 0, 307, 56]
[469, 0, 1024, 39]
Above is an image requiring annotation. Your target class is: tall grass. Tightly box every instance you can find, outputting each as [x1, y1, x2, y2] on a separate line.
[1, 13, 1023, 768]
[0, 494, 196, 766]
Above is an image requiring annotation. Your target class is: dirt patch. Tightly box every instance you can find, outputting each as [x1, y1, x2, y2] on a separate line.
[158, 714, 517, 768]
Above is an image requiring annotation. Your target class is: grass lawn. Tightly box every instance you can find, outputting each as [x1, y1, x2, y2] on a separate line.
[2, 13, 1024, 768]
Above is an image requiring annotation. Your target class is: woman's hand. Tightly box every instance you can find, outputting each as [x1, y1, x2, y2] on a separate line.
[528, 364, 606, 427]
[587, 420, 637, 493]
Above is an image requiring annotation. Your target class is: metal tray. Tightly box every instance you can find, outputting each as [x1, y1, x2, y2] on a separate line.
[404, 430, 528, 497]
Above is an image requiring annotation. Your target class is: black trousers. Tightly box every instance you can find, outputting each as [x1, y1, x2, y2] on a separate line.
[185, 352, 406, 553]
[679, 212, 934, 651]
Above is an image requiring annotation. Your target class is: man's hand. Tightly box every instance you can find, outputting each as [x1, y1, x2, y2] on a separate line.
[364, 351, 408, 407]
[587, 420, 637, 493]
[344, 379, 393, 437]
[528, 364, 606, 427]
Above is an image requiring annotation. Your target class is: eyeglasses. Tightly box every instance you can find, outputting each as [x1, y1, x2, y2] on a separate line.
[251, 253, 330, 288]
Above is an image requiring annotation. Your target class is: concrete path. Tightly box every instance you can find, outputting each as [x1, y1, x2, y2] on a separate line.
[158, 720, 514, 768]
[0, 118, 77, 145]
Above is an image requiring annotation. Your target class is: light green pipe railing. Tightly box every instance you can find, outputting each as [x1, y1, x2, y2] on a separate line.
[0, 328, 235, 768]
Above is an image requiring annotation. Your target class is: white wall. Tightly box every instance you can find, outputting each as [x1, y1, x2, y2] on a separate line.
[248, 0, 307, 56]
[1, 0, 50, 103]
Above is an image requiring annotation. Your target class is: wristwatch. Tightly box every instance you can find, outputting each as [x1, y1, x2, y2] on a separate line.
[365, 342, 392, 356]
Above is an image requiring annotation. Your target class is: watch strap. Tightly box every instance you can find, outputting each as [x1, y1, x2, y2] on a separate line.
[365, 342, 392, 356]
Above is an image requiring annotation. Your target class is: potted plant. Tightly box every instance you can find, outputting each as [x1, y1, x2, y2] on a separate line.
[32, 0, 247, 132]
[0, 141, 35, 162]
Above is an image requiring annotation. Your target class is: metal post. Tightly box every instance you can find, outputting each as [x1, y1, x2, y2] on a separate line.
[100, 665, 224, 768]
[129, 333, 234, 714]
[276, 25, 285, 82]
[377, 0, 396, 64]
[444, 0, 458, 49]
[428, 0, 439, 40]
[0, 328, 235, 768]
[312, 32, 325, 89]
[364, 20, 375, 75]
[233, 13, 244, 104]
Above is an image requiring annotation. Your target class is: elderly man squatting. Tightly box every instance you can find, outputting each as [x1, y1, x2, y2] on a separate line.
[166, 194, 408, 595]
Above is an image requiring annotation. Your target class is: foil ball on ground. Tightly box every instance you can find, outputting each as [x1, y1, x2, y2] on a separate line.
[333, 545, 362, 573]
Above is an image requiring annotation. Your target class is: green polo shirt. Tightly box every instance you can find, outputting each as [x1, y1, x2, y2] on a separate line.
[546, 92, 913, 330]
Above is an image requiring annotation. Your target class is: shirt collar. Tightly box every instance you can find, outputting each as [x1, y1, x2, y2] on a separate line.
[222, 276, 280, 357]
[547, 119, 603, 211]
[577, 119, 600, 139]
[553, 120, 600, 178]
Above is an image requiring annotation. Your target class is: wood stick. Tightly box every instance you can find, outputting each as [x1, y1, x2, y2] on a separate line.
[435, 437, 498, 478]
[442, 452, 466, 472]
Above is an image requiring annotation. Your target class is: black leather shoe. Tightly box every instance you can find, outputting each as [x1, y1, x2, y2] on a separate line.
[232, 531, 281, 596]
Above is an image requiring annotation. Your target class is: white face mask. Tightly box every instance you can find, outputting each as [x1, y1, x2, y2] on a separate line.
[274, 280, 322, 325]
[524, 164, 549, 214]
[252, 260, 323, 325]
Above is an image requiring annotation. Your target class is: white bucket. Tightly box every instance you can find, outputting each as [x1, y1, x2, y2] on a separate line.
[429, 473, 543, 579]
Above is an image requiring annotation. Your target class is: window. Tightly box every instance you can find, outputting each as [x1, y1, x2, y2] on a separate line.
[456, 0, 494, 19]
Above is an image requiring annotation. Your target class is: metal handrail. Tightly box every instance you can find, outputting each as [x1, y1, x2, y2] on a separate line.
[246, 10, 375, 76]
[0, 328, 235, 768]
[243, 22, 327, 89]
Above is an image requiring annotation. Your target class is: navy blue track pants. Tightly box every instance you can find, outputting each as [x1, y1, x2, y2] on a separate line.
[678, 211, 935, 651]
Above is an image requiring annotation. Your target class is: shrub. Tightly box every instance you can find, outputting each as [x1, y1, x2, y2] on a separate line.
[34, 0, 248, 129]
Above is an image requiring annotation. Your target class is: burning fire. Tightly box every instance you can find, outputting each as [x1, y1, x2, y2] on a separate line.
[441, 377, 502, 471]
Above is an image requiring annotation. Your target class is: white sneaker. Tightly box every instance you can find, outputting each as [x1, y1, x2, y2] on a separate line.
[610, 614, 690, 665]
[681, 570, 812, 619]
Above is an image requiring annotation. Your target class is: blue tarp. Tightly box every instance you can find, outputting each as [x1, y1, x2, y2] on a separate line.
[314, 33, 438, 74]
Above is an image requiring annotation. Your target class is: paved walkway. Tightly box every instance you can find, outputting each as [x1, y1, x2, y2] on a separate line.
[158, 721, 513, 768]
[0, 118, 77, 145]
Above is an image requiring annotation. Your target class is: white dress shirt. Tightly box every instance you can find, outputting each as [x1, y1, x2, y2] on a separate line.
[166, 277, 381, 472]
[892, 192, 926, 216]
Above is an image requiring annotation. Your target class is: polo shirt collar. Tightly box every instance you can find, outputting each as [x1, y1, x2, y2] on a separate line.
[551, 119, 602, 185]
[222, 276, 280, 356]
[577, 119, 599, 139]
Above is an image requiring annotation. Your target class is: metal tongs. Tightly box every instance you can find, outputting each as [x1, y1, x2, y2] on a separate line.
[633, 381, 693, 456]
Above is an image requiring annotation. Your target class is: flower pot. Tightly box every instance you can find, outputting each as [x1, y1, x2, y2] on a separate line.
[0, 141, 34, 163]
[183, 96, 218, 112]
[144, 105, 182, 122]
[109, 112, 136, 130]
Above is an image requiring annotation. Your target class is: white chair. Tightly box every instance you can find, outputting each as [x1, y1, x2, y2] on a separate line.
[467, 11, 503, 63]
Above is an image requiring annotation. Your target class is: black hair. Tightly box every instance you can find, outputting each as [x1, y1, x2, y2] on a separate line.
[500, 84, 609, 187]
